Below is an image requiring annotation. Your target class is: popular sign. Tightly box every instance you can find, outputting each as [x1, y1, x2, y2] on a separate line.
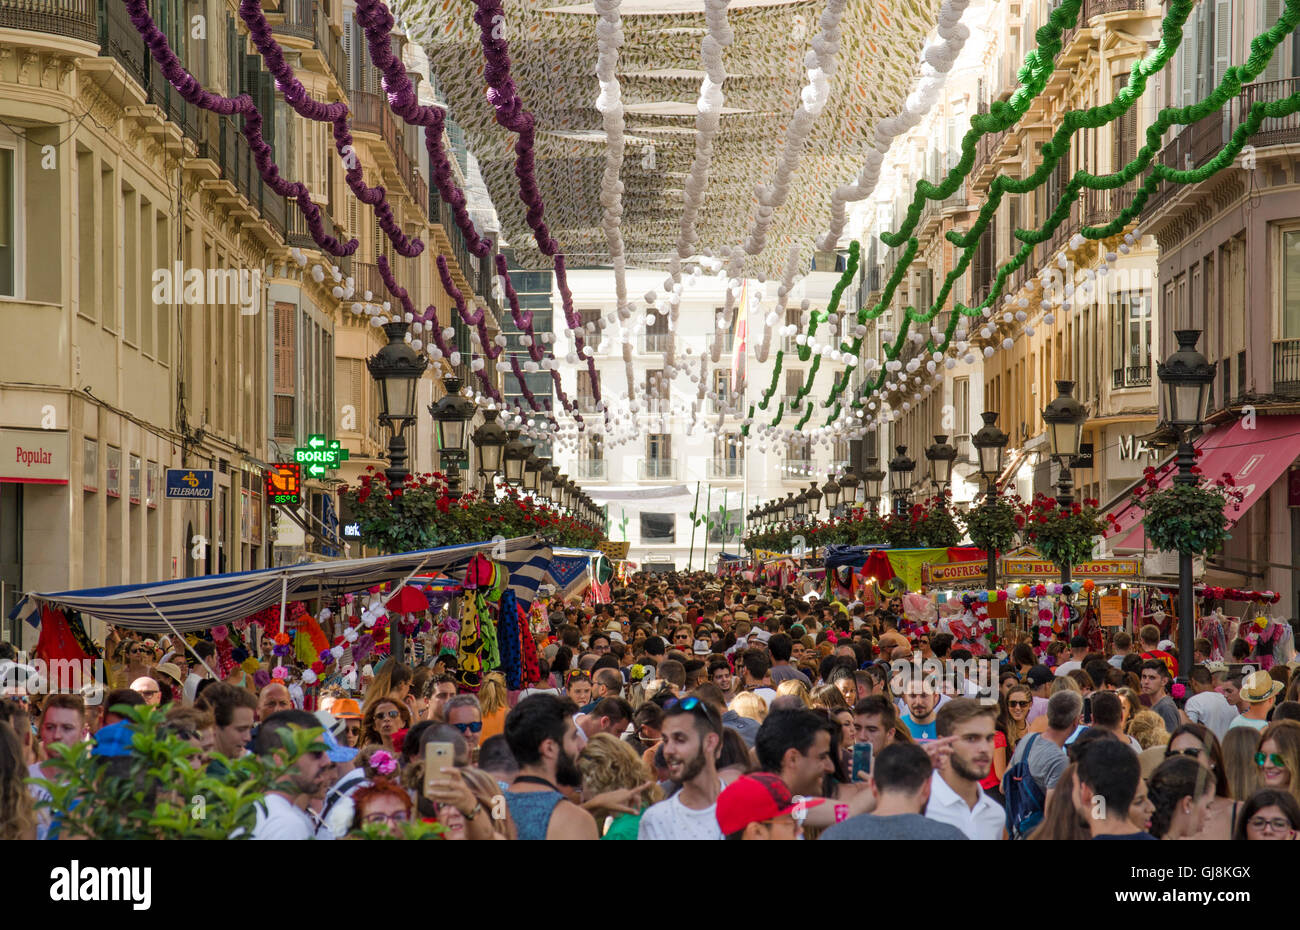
[293, 435, 349, 479]
[164, 469, 214, 500]
[0, 429, 69, 484]
[265, 463, 302, 506]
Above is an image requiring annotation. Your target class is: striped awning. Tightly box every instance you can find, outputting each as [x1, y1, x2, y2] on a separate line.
[8, 536, 553, 633]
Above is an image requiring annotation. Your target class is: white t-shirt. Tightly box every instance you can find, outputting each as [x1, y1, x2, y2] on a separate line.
[1054, 660, 1082, 677]
[183, 672, 205, 706]
[638, 788, 725, 840]
[28, 762, 53, 841]
[750, 687, 777, 708]
[252, 793, 318, 840]
[1184, 691, 1240, 740]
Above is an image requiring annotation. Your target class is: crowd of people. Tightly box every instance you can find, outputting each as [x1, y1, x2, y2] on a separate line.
[3, 570, 1300, 841]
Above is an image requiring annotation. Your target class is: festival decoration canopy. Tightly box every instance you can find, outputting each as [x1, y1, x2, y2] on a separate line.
[403, 0, 947, 271]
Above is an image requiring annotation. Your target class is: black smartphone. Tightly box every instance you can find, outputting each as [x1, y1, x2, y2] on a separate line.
[851, 742, 873, 782]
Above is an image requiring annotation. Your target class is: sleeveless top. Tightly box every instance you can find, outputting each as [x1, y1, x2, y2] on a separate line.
[504, 790, 563, 841]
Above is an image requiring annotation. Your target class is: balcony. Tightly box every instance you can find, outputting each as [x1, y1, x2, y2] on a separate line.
[0, 0, 97, 42]
[272, 0, 345, 90]
[352, 90, 428, 212]
[1275, 340, 1300, 397]
[285, 203, 350, 266]
[352, 261, 386, 303]
[572, 459, 607, 479]
[709, 332, 735, 354]
[1111, 364, 1152, 389]
[970, 127, 1010, 186]
[638, 332, 672, 353]
[1080, 181, 1139, 228]
[193, 115, 287, 243]
[781, 459, 816, 480]
[707, 458, 744, 479]
[638, 458, 677, 480]
[576, 394, 601, 414]
[780, 393, 807, 412]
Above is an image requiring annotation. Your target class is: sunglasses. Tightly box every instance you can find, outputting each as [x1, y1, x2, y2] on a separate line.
[1256, 752, 1286, 769]
[1008, 700, 1031, 708]
[566, 672, 591, 684]
[451, 721, 483, 734]
[375, 710, 403, 721]
[1166, 747, 1203, 759]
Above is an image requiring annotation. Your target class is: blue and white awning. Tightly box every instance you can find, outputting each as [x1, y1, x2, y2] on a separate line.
[8, 536, 553, 633]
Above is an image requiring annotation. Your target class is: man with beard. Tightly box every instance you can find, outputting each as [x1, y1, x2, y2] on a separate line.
[899, 678, 942, 740]
[502, 695, 599, 840]
[250, 710, 333, 840]
[638, 696, 726, 839]
[924, 698, 1004, 840]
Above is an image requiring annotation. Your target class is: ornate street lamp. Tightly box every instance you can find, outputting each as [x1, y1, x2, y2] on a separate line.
[782, 492, 797, 522]
[888, 445, 915, 517]
[502, 429, 530, 487]
[471, 408, 508, 495]
[862, 458, 887, 516]
[822, 473, 842, 515]
[430, 373, 475, 468]
[523, 452, 542, 495]
[366, 321, 427, 487]
[1042, 380, 1087, 583]
[1158, 329, 1215, 690]
[837, 466, 859, 511]
[805, 481, 823, 518]
[538, 459, 557, 501]
[925, 435, 958, 490]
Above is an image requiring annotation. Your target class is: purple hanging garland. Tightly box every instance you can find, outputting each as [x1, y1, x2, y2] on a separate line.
[123, 0, 353, 255]
[237, 0, 422, 259]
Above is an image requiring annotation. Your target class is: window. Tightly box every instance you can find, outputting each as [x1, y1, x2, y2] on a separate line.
[1283, 230, 1300, 339]
[0, 137, 20, 297]
[275, 302, 297, 440]
[712, 368, 730, 403]
[106, 446, 121, 498]
[639, 512, 676, 544]
[579, 308, 602, 343]
[1110, 290, 1153, 387]
[83, 438, 98, 492]
[645, 369, 664, 401]
[707, 514, 742, 544]
[647, 433, 671, 460]
[129, 454, 142, 504]
[147, 462, 159, 509]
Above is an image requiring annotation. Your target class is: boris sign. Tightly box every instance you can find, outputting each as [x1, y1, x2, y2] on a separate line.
[0, 429, 68, 484]
[293, 435, 349, 479]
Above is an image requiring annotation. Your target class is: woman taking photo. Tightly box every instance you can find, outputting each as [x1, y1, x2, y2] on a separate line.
[359, 693, 412, 753]
[1232, 788, 1300, 840]
[1147, 756, 1216, 840]
[1163, 723, 1235, 839]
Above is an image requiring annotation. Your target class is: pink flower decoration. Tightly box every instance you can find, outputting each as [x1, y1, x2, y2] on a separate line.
[211, 625, 229, 642]
[271, 666, 289, 680]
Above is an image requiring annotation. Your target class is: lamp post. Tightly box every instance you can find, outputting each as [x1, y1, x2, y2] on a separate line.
[366, 321, 428, 488]
[862, 459, 886, 516]
[1042, 380, 1088, 585]
[837, 467, 858, 515]
[523, 452, 542, 497]
[502, 429, 530, 487]
[471, 408, 508, 499]
[1157, 329, 1215, 690]
[782, 492, 797, 523]
[888, 445, 915, 518]
[539, 460, 556, 503]
[822, 473, 842, 517]
[430, 372, 475, 502]
[972, 411, 1009, 590]
[805, 481, 823, 521]
[925, 435, 957, 492]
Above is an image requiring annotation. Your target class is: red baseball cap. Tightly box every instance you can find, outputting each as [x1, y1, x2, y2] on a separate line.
[716, 773, 815, 835]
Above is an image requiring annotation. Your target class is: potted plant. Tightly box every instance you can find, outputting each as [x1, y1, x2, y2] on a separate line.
[965, 493, 1026, 555]
[1134, 466, 1244, 555]
[1023, 493, 1109, 572]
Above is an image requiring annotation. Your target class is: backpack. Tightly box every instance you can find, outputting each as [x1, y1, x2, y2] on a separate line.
[1002, 733, 1046, 839]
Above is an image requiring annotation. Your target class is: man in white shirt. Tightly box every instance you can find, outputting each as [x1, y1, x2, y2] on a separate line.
[28, 694, 86, 840]
[1184, 664, 1239, 739]
[182, 641, 217, 706]
[1054, 636, 1089, 677]
[738, 649, 777, 708]
[250, 710, 333, 840]
[924, 698, 1004, 840]
[639, 697, 726, 839]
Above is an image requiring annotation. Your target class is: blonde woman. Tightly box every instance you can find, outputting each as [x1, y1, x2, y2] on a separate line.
[775, 678, 812, 708]
[433, 767, 517, 840]
[0, 722, 35, 841]
[577, 733, 661, 840]
[1129, 710, 1170, 750]
[1221, 726, 1263, 801]
[728, 690, 768, 726]
[477, 672, 509, 742]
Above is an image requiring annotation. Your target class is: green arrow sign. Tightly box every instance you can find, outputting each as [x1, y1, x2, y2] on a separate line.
[294, 435, 349, 473]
